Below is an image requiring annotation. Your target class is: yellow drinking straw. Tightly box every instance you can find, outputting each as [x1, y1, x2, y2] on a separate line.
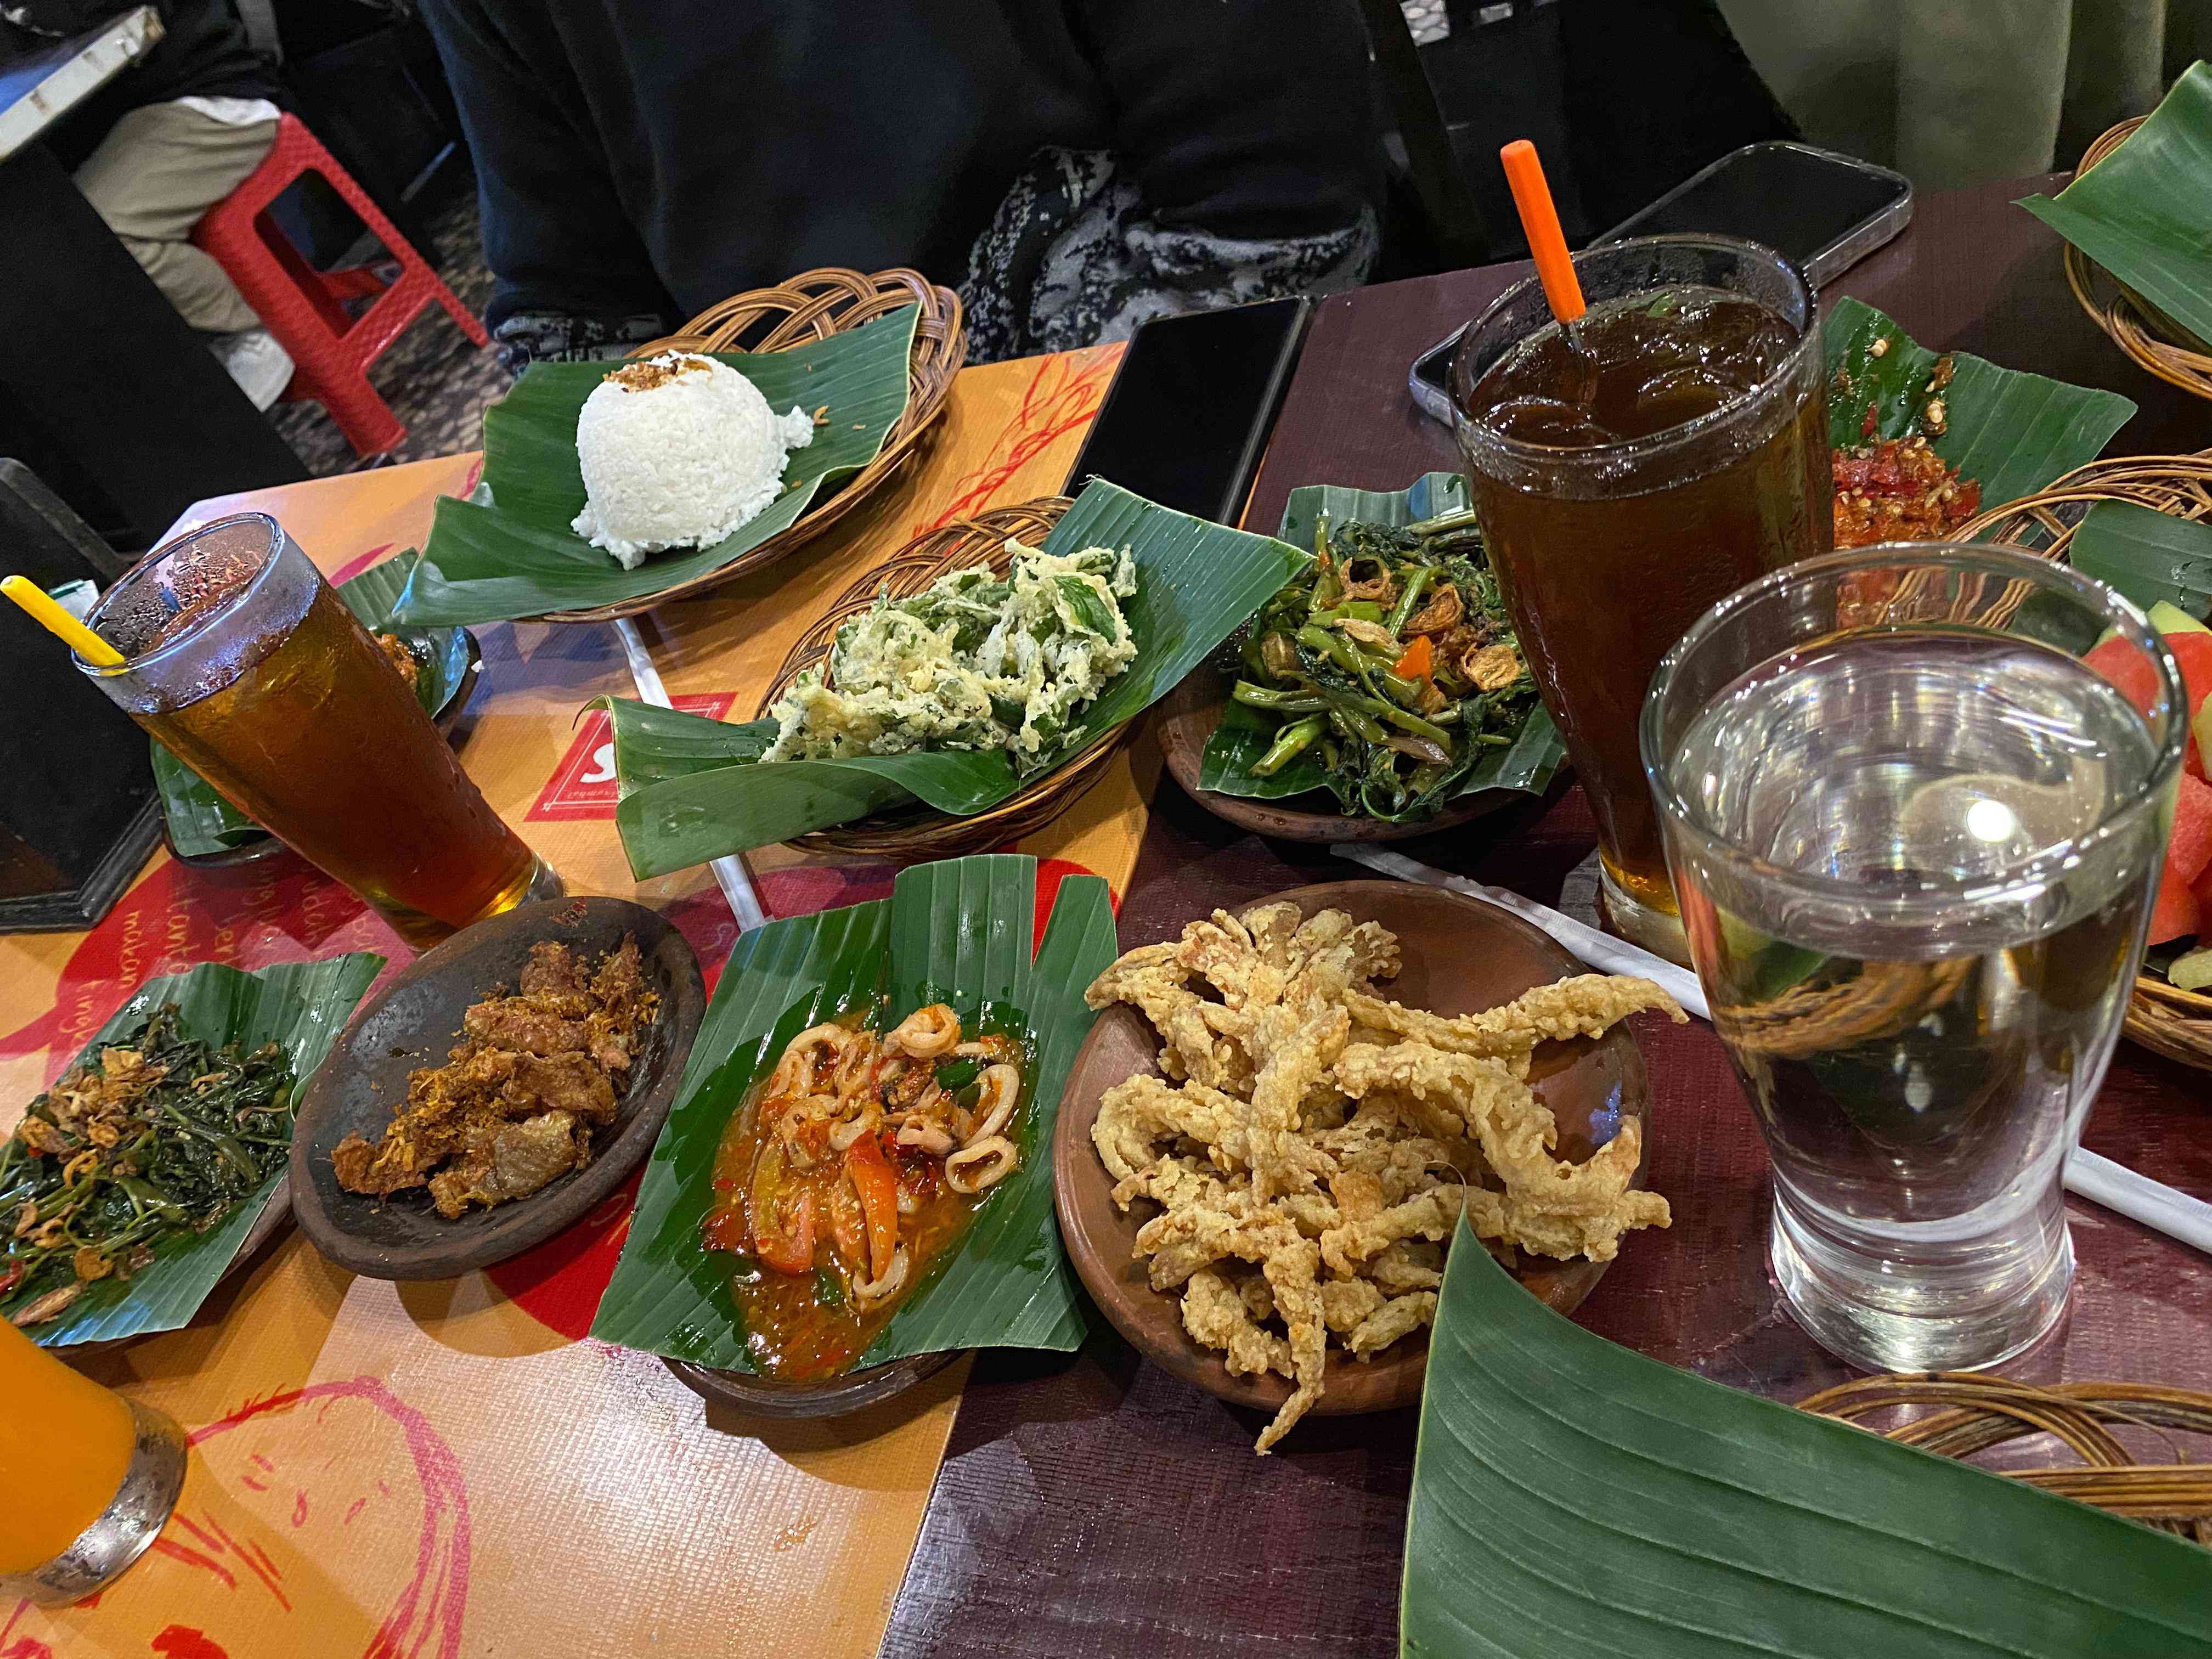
[1, 573, 125, 667]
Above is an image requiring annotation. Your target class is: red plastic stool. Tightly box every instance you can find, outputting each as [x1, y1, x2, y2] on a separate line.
[192, 115, 489, 457]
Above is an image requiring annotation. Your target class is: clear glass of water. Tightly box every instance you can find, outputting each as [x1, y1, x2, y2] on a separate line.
[1642, 543, 2183, 1371]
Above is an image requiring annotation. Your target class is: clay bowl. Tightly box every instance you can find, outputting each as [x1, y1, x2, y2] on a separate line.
[291, 897, 705, 1280]
[1053, 879, 1651, 1419]
[1154, 663, 1533, 843]
[662, 1351, 960, 1419]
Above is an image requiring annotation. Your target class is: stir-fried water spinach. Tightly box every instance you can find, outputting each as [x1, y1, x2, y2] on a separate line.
[0, 1008, 295, 1327]
[1229, 509, 1538, 821]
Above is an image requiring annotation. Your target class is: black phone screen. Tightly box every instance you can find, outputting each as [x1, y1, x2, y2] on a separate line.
[1063, 297, 1311, 524]
[1602, 146, 1906, 270]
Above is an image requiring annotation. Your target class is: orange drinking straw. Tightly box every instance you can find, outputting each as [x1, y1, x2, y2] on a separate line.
[1499, 140, 1585, 325]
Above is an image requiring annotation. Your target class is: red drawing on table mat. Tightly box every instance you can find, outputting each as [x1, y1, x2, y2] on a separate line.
[528, 693, 737, 822]
[0, 1601, 53, 1659]
[4, 1378, 468, 1659]
[0, 858, 403, 1086]
[486, 859, 1116, 1339]
[150, 1627, 229, 1659]
[325, 542, 394, 588]
[911, 344, 1121, 535]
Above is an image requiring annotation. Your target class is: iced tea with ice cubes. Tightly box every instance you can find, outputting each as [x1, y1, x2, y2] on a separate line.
[78, 515, 551, 947]
[1451, 239, 1830, 960]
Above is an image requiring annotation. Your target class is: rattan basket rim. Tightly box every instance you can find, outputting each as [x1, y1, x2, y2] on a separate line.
[754, 497, 1135, 858]
[1799, 1372, 2212, 1541]
[539, 266, 966, 624]
[2061, 116, 2212, 402]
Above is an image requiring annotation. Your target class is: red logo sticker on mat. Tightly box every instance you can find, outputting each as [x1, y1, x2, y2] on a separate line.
[528, 693, 736, 821]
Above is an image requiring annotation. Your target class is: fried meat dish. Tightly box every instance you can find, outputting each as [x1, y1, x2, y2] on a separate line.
[332, 936, 656, 1218]
[1085, 904, 1680, 1452]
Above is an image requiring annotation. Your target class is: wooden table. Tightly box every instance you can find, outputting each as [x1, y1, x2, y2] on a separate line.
[874, 174, 2212, 1658]
[8, 176, 2210, 1659]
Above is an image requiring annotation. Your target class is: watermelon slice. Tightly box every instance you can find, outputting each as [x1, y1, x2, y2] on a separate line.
[2149, 600, 2210, 637]
[2148, 775, 2212, 944]
[2164, 632, 2212, 778]
[2171, 772, 2212, 888]
[2150, 876, 2200, 944]
[2084, 635, 2164, 719]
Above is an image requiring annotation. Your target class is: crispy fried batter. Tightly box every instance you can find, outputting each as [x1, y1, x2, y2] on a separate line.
[1347, 1290, 1437, 1358]
[1183, 1267, 1294, 1378]
[1345, 974, 1683, 1058]
[1085, 903, 1670, 1452]
[335, 935, 656, 1216]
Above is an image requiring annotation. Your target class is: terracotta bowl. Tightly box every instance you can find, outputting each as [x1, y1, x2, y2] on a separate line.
[1052, 879, 1652, 1418]
[1154, 662, 1538, 843]
[291, 898, 704, 1281]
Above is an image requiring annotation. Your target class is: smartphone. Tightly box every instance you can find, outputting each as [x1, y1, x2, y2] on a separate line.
[1408, 142, 1912, 423]
[1064, 296, 1311, 523]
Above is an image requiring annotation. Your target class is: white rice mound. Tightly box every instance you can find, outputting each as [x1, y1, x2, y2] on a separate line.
[571, 352, 816, 569]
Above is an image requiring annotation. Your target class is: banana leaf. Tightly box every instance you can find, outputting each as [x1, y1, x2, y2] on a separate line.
[602, 478, 1309, 876]
[2068, 499, 2212, 621]
[390, 304, 921, 625]
[154, 552, 474, 859]
[2019, 63, 2212, 355]
[18, 953, 384, 1347]
[1824, 296, 2136, 510]
[589, 855, 1118, 1371]
[1401, 1223, 2212, 1658]
[1198, 472, 1567, 815]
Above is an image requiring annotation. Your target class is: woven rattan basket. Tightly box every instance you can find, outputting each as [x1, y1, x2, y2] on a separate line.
[1959, 453, 2212, 1070]
[757, 497, 1132, 861]
[2063, 118, 2212, 400]
[549, 267, 966, 623]
[1799, 1373, 2212, 1545]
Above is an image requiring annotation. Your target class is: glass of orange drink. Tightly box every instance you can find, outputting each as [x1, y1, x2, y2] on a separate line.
[0, 1320, 187, 1604]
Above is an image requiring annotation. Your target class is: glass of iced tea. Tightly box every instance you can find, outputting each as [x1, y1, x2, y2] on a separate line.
[1451, 235, 1831, 962]
[76, 514, 557, 947]
[0, 1319, 187, 1604]
[1644, 544, 2180, 1371]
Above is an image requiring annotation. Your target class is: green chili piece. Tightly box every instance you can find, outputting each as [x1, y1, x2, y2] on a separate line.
[934, 1057, 983, 1093]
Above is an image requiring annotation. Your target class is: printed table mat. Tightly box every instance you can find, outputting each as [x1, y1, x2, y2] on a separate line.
[1, 342, 1127, 1659]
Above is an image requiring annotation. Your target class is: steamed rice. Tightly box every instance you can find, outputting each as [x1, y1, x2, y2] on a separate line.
[571, 352, 815, 569]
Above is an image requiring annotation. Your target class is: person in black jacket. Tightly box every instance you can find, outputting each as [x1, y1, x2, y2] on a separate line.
[415, 0, 1384, 365]
[3, 0, 293, 405]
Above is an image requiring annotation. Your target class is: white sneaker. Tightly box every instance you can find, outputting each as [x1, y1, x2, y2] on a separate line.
[208, 327, 295, 411]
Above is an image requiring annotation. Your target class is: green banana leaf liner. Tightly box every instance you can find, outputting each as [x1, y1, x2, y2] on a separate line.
[9, 953, 385, 1346]
[590, 855, 1118, 1371]
[599, 478, 1309, 876]
[1401, 1222, 2212, 1657]
[155, 552, 476, 859]
[2019, 63, 2212, 356]
[1825, 296, 2136, 509]
[2068, 498, 2212, 623]
[389, 303, 921, 626]
[1197, 471, 1567, 817]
